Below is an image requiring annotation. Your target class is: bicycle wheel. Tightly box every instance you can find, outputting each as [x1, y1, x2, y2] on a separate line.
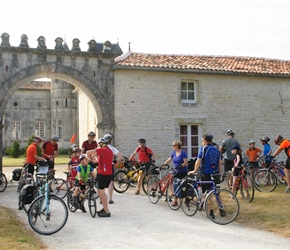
[254, 169, 277, 192]
[240, 176, 254, 203]
[275, 164, 286, 185]
[28, 194, 68, 235]
[166, 181, 182, 210]
[204, 188, 239, 225]
[50, 178, 69, 199]
[113, 170, 130, 193]
[181, 185, 199, 216]
[67, 190, 77, 212]
[147, 175, 160, 204]
[0, 173, 7, 192]
[88, 190, 97, 218]
[142, 174, 151, 195]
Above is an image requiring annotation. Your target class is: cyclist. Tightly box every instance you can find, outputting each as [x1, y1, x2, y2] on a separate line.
[103, 134, 123, 204]
[42, 135, 59, 172]
[67, 146, 81, 180]
[219, 129, 240, 186]
[164, 139, 188, 206]
[246, 140, 262, 179]
[91, 138, 114, 217]
[272, 135, 290, 193]
[81, 131, 97, 169]
[72, 153, 95, 213]
[260, 136, 272, 167]
[188, 134, 224, 219]
[129, 138, 156, 195]
[230, 145, 243, 196]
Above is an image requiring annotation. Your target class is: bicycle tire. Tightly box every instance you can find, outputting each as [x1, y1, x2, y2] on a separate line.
[204, 188, 239, 225]
[275, 164, 286, 185]
[67, 190, 77, 213]
[88, 191, 97, 218]
[147, 175, 160, 204]
[166, 181, 182, 210]
[28, 194, 68, 235]
[181, 185, 199, 216]
[51, 178, 69, 199]
[142, 174, 151, 195]
[113, 170, 130, 193]
[240, 175, 255, 203]
[254, 169, 277, 192]
[0, 173, 7, 192]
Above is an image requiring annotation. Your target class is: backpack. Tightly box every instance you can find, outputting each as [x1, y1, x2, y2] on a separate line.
[201, 145, 220, 175]
[173, 177, 188, 198]
[137, 147, 152, 160]
[21, 184, 36, 204]
[12, 168, 22, 181]
[187, 158, 196, 172]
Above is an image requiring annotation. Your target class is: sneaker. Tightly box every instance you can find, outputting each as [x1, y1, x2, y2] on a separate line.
[135, 190, 140, 195]
[80, 205, 87, 213]
[209, 213, 215, 219]
[98, 210, 111, 217]
[97, 208, 104, 214]
[109, 200, 114, 204]
[219, 209, 226, 217]
[18, 206, 23, 210]
[285, 187, 290, 193]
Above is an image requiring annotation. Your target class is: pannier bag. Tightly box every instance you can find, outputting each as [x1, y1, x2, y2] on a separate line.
[12, 168, 22, 181]
[21, 184, 36, 204]
[174, 178, 188, 198]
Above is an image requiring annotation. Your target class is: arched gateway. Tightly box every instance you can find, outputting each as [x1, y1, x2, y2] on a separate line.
[0, 33, 123, 171]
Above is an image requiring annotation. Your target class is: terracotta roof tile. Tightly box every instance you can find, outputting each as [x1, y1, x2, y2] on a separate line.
[115, 52, 290, 77]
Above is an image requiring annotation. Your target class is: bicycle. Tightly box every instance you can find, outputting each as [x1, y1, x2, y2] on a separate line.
[113, 159, 154, 194]
[147, 164, 182, 210]
[232, 165, 255, 202]
[0, 172, 7, 192]
[180, 172, 240, 225]
[27, 171, 69, 235]
[63, 171, 76, 189]
[67, 177, 98, 218]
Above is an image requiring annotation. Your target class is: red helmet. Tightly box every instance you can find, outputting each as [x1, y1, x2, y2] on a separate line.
[274, 135, 283, 145]
[34, 136, 43, 143]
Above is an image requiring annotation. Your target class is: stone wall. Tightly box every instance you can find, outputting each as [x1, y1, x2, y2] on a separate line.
[114, 69, 290, 164]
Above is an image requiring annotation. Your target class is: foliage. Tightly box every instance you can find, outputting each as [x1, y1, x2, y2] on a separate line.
[58, 147, 69, 155]
[10, 141, 21, 158]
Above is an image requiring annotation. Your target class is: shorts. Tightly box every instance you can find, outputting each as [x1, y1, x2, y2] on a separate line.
[201, 174, 212, 193]
[74, 179, 86, 189]
[249, 161, 259, 169]
[89, 161, 98, 169]
[110, 165, 115, 181]
[224, 159, 234, 172]
[285, 158, 290, 170]
[26, 163, 35, 175]
[232, 167, 242, 177]
[95, 174, 112, 190]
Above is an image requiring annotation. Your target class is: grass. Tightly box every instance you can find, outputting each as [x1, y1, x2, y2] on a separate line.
[2, 155, 70, 167]
[0, 206, 47, 250]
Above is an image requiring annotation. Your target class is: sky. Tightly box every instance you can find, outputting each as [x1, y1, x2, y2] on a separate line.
[1, 0, 290, 60]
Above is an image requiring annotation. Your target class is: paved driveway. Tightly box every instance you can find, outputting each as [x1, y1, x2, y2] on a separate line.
[1, 166, 290, 249]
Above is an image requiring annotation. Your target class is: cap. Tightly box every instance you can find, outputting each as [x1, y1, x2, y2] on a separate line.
[230, 145, 241, 151]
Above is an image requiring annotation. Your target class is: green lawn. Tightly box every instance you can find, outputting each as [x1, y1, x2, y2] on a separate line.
[2, 155, 70, 167]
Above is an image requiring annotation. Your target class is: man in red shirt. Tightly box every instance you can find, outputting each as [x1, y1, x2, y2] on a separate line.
[129, 138, 155, 195]
[81, 131, 97, 168]
[272, 135, 290, 193]
[42, 135, 59, 171]
[91, 138, 114, 217]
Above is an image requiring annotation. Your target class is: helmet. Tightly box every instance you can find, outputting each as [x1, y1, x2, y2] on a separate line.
[33, 136, 43, 143]
[249, 140, 255, 145]
[227, 129, 235, 135]
[261, 136, 270, 142]
[72, 147, 81, 152]
[88, 131, 96, 137]
[274, 135, 283, 145]
[71, 144, 77, 149]
[97, 138, 107, 144]
[79, 153, 88, 161]
[138, 137, 146, 143]
[51, 135, 59, 142]
[103, 134, 112, 141]
[230, 145, 241, 151]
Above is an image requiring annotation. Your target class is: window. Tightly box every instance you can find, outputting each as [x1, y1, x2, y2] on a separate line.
[35, 122, 45, 138]
[181, 81, 196, 103]
[180, 125, 199, 158]
[11, 121, 21, 140]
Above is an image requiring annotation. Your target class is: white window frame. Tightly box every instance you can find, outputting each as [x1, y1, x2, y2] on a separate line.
[35, 122, 45, 139]
[11, 121, 21, 140]
[180, 124, 200, 158]
[181, 81, 197, 104]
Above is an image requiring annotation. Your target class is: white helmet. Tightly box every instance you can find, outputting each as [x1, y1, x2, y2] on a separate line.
[249, 140, 255, 145]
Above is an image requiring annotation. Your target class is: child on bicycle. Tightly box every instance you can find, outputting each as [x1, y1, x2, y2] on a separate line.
[246, 140, 262, 179]
[72, 153, 95, 213]
[67, 146, 81, 180]
[230, 145, 243, 196]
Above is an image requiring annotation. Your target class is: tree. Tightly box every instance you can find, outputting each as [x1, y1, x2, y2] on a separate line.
[11, 141, 21, 158]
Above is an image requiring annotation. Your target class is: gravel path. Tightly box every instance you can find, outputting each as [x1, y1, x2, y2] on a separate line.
[1, 166, 290, 249]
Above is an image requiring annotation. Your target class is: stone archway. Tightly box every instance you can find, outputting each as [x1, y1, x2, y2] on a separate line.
[0, 34, 122, 171]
